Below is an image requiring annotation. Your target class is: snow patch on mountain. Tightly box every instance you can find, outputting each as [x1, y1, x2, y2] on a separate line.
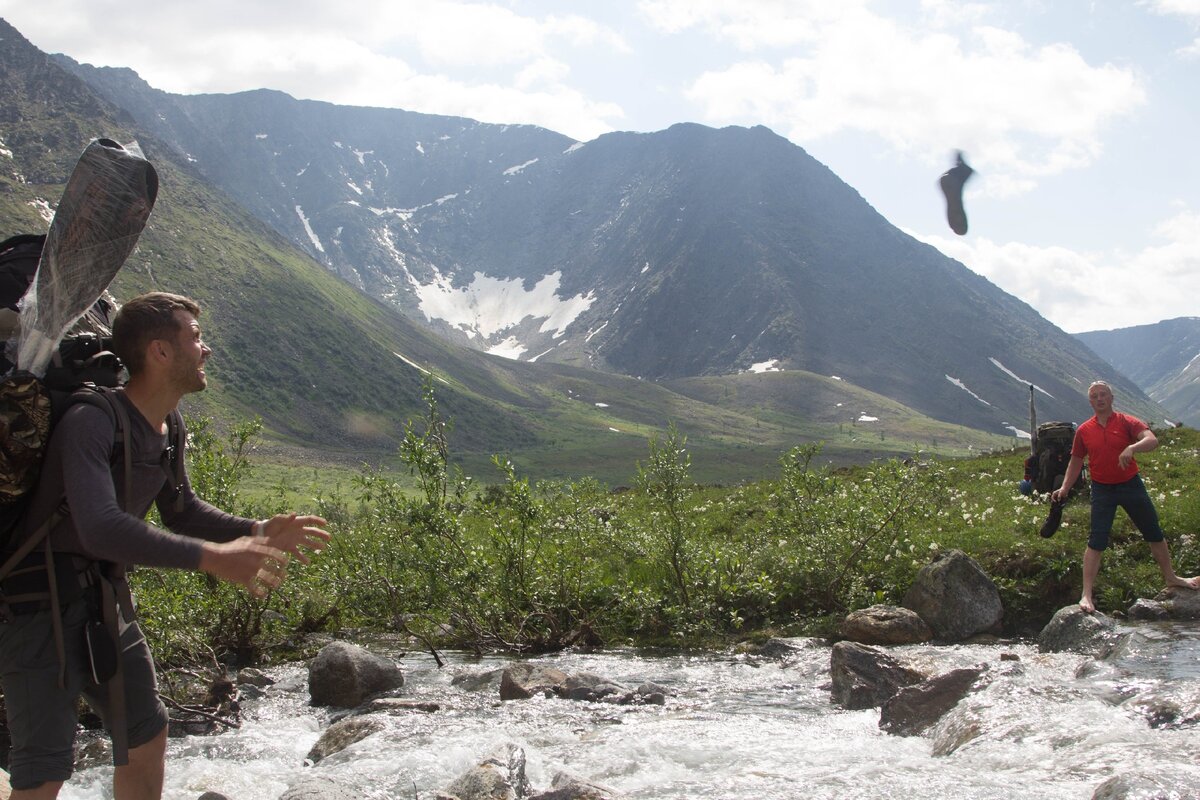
[946, 375, 992, 407]
[255, 133, 268, 140]
[586, 321, 609, 343]
[487, 336, 527, 360]
[748, 359, 783, 373]
[564, 143, 585, 154]
[1002, 424, 1032, 439]
[858, 414, 879, 422]
[411, 269, 595, 343]
[295, 206, 324, 253]
[504, 158, 538, 176]
[989, 357, 1054, 398]
[0, 138, 12, 158]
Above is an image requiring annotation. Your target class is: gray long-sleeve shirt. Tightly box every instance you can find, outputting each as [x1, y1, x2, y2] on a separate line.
[20, 389, 252, 569]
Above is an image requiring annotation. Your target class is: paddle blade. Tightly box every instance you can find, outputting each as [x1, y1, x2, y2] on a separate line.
[17, 139, 158, 376]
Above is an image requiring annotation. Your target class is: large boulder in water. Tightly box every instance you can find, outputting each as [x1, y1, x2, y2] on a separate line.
[902, 549, 1003, 641]
[1037, 606, 1124, 656]
[829, 641, 925, 710]
[500, 663, 570, 700]
[440, 742, 531, 800]
[879, 665, 988, 736]
[306, 715, 385, 764]
[840, 605, 933, 645]
[308, 641, 403, 708]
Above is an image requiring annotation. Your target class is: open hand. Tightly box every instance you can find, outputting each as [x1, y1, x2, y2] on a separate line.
[199, 538, 289, 598]
[258, 513, 331, 565]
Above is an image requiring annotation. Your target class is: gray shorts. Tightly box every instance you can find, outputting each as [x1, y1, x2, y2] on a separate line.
[0, 597, 168, 790]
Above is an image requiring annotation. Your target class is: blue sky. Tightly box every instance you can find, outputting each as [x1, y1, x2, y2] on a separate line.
[3, 0, 1197, 333]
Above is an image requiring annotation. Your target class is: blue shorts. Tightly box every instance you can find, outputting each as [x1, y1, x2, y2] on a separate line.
[0, 597, 168, 790]
[1088, 473, 1165, 551]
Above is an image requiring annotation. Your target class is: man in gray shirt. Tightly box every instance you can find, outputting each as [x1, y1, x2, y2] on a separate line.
[0, 292, 330, 799]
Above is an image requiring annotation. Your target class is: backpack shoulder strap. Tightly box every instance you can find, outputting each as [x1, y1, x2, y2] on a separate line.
[69, 387, 133, 511]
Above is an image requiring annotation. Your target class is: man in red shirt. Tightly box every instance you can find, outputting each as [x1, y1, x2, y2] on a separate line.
[1052, 381, 1198, 613]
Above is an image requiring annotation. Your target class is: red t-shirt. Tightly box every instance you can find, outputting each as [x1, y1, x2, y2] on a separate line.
[1071, 411, 1148, 485]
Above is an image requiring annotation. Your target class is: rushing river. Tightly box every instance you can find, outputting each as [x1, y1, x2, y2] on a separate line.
[58, 623, 1200, 800]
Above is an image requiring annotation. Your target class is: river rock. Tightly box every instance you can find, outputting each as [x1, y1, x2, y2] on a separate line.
[829, 641, 925, 710]
[358, 697, 440, 714]
[840, 605, 934, 645]
[1150, 585, 1200, 619]
[442, 742, 531, 800]
[279, 776, 361, 800]
[500, 663, 570, 700]
[198, 793, 231, 800]
[901, 549, 1003, 641]
[528, 771, 623, 800]
[1092, 768, 1200, 799]
[879, 665, 988, 736]
[1037, 606, 1123, 656]
[74, 730, 112, 771]
[452, 668, 505, 692]
[1127, 598, 1169, 620]
[238, 667, 276, 688]
[928, 703, 984, 757]
[737, 638, 804, 661]
[1, 767, 9, 800]
[558, 672, 628, 702]
[308, 641, 404, 708]
[307, 715, 385, 764]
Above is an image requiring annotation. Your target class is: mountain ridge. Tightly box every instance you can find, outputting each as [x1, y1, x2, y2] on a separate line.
[48, 54, 1163, 436]
[0, 18, 1023, 483]
[1076, 317, 1200, 426]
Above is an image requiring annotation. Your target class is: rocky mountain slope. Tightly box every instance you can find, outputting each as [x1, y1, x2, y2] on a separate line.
[55, 54, 1162, 434]
[1077, 318, 1200, 426]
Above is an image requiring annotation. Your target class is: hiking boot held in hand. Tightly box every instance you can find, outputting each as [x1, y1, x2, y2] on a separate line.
[939, 151, 975, 236]
[1040, 498, 1065, 538]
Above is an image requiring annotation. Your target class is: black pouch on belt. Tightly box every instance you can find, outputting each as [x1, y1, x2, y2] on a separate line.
[84, 617, 118, 684]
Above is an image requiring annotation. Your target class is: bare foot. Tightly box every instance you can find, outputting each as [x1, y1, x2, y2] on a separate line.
[1079, 596, 1096, 613]
[1167, 575, 1200, 591]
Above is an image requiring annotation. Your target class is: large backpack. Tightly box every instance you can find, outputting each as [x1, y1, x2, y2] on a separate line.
[1030, 421, 1078, 494]
[0, 234, 127, 555]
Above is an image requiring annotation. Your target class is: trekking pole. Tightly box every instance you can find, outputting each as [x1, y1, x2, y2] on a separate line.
[1028, 384, 1037, 456]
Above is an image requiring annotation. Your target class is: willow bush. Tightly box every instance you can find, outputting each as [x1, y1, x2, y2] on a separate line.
[132, 381, 1200, 667]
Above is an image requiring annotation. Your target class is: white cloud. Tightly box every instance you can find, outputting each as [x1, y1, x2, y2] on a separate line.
[914, 207, 1200, 332]
[644, 1, 1144, 194]
[4, 0, 626, 141]
[1143, 0, 1200, 18]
